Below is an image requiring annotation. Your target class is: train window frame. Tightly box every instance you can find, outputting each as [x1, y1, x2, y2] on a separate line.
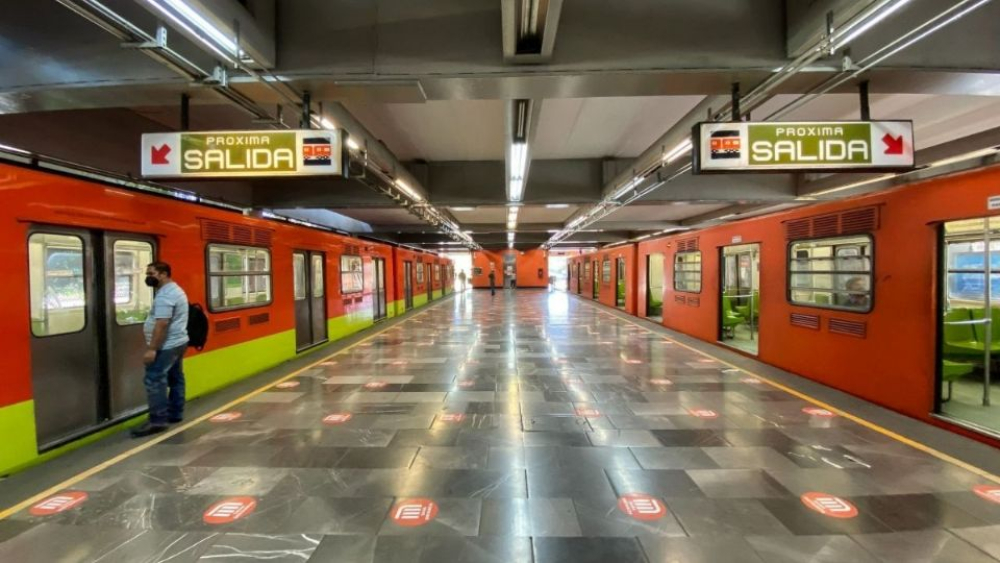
[113, 239, 155, 326]
[205, 243, 273, 313]
[673, 250, 702, 294]
[340, 254, 364, 295]
[786, 234, 874, 313]
[28, 232, 88, 338]
[602, 259, 611, 283]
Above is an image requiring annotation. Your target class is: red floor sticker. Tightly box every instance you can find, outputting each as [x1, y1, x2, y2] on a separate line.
[210, 412, 242, 422]
[323, 413, 353, 424]
[275, 381, 300, 389]
[575, 407, 601, 418]
[439, 413, 466, 423]
[649, 378, 673, 386]
[688, 408, 718, 419]
[801, 492, 858, 518]
[364, 381, 388, 389]
[203, 496, 257, 524]
[973, 485, 1000, 504]
[29, 491, 88, 516]
[624, 359, 643, 364]
[390, 498, 439, 527]
[802, 407, 836, 418]
[617, 493, 668, 521]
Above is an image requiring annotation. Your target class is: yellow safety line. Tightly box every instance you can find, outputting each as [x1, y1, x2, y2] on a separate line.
[0, 298, 453, 520]
[579, 297, 1000, 485]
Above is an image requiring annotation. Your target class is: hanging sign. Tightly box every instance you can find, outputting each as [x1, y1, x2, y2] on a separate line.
[693, 121, 914, 173]
[141, 130, 344, 178]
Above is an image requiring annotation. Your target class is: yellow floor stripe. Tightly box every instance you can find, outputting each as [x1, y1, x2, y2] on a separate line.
[578, 297, 1000, 485]
[0, 298, 453, 520]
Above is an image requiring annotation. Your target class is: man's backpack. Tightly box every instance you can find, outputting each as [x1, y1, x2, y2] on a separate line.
[187, 303, 209, 351]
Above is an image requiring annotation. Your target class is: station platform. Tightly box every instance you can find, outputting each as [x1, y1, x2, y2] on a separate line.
[1, 290, 999, 563]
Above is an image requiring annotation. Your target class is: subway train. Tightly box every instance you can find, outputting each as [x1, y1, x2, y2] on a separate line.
[569, 164, 1000, 449]
[0, 157, 452, 475]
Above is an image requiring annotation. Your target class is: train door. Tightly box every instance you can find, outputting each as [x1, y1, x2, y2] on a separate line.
[719, 243, 760, 355]
[427, 263, 434, 301]
[373, 257, 387, 321]
[293, 251, 328, 351]
[404, 261, 414, 310]
[29, 227, 156, 448]
[937, 218, 1000, 435]
[615, 257, 626, 308]
[646, 253, 664, 321]
[592, 260, 599, 298]
[576, 263, 582, 295]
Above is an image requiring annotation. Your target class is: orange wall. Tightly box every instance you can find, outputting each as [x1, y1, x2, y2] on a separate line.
[516, 249, 549, 288]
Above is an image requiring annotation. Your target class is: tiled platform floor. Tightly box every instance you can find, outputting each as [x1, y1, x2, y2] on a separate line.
[2, 291, 1000, 562]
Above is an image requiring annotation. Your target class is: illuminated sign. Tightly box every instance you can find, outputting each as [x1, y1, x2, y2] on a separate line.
[141, 130, 343, 178]
[693, 121, 914, 173]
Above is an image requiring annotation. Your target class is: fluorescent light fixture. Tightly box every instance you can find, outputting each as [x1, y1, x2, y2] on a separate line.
[508, 142, 529, 201]
[451, 206, 475, 211]
[809, 174, 894, 197]
[320, 118, 336, 129]
[662, 138, 693, 164]
[509, 179, 525, 201]
[547, 229, 559, 233]
[143, 0, 241, 62]
[567, 215, 585, 228]
[927, 147, 999, 168]
[346, 137, 360, 151]
[507, 232, 515, 242]
[508, 242, 514, 249]
[834, 0, 913, 50]
[395, 179, 424, 202]
[611, 176, 641, 200]
[545, 203, 570, 209]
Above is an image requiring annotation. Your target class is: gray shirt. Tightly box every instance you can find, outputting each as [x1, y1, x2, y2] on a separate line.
[143, 281, 189, 350]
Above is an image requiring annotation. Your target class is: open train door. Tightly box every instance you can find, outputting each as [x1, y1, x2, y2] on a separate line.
[719, 243, 760, 355]
[404, 261, 414, 310]
[937, 218, 999, 436]
[646, 253, 664, 322]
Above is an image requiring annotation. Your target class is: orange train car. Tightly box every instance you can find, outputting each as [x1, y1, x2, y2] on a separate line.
[571, 165, 1000, 448]
[0, 160, 450, 475]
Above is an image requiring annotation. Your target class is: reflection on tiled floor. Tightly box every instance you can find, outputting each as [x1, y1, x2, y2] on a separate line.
[3, 291, 1000, 562]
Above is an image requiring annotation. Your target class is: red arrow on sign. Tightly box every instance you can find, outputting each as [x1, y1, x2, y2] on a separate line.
[882, 134, 904, 155]
[151, 144, 171, 165]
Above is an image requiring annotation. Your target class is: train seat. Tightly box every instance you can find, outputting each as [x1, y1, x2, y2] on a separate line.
[943, 308, 986, 357]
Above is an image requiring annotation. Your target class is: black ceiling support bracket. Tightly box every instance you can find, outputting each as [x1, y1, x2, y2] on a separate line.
[731, 82, 741, 122]
[859, 80, 871, 121]
[300, 91, 311, 129]
[180, 93, 189, 131]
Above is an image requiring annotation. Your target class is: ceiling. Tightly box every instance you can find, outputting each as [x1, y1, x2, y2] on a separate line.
[0, 0, 999, 250]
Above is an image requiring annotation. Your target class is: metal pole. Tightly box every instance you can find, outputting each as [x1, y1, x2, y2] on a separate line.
[731, 83, 741, 122]
[985, 221, 992, 406]
[859, 80, 871, 121]
[180, 93, 190, 131]
[301, 91, 311, 129]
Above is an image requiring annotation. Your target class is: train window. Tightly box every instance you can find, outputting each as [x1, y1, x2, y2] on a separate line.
[293, 253, 307, 300]
[113, 240, 154, 325]
[434, 264, 441, 284]
[28, 233, 87, 336]
[788, 235, 872, 312]
[584, 262, 591, 278]
[674, 251, 702, 293]
[416, 262, 425, 284]
[340, 255, 363, 294]
[207, 244, 272, 312]
[602, 259, 611, 283]
[312, 254, 325, 298]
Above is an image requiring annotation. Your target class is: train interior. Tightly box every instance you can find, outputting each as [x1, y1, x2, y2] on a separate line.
[940, 216, 1000, 435]
[720, 243, 761, 355]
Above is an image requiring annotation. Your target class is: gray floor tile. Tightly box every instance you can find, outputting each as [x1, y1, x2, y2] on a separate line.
[746, 535, 880, 563]
[852, 530, 999, 563]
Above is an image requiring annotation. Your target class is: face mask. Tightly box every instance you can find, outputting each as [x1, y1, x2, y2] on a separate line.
[144, 276, 159, 288]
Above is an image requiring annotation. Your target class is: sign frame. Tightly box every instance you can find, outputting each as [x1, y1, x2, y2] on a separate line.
[141, 129, 348, 179]
[692, 120, 915, 174]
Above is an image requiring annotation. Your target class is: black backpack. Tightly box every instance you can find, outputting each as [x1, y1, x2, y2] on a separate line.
[187, 303, 209, 351]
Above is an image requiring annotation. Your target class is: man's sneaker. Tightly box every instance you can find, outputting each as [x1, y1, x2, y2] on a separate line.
[167, 416, 183, 424]
[130, 422, 169, 438]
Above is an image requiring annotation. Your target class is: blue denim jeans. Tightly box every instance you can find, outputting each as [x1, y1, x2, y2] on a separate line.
[144, 345, 186, 425]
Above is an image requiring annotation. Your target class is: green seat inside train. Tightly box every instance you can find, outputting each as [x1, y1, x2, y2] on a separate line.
[941, 359, 976, 402]
[943, 308, 999, 357]
[721, 295, 744, 334]
[734, 291, 760, 320]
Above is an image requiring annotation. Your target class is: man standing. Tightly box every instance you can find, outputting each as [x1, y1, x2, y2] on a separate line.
[458, 269, 467, 292]
[132, 261, 189, 437]
[488, 267, 496, 296]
